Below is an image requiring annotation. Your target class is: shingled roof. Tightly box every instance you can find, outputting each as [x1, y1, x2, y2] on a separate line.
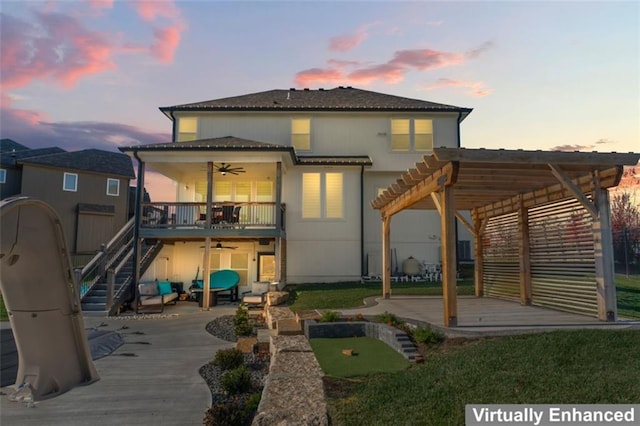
[160, 86, 472, 117]
[0, 139, 29, 153]
[19, 149, 135, 178]
[0, 146, 66, 167]
[119, 136, 294, 153]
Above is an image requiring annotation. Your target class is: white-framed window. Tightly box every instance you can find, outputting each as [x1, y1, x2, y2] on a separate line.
[302, 172, 343, 219]
[177, 117, 198, 142]
[391, 118, 433, 151]
[106, 178, 120, 196]
[0, 168, 6, 184]
[63, 172, 78, 192]
[291, 118, 311, 151]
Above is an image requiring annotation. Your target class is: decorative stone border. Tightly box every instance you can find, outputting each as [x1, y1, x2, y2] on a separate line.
[303, 320, 420, 362]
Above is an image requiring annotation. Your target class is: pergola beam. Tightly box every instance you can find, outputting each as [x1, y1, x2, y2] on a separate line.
[548, 163, 598, 220]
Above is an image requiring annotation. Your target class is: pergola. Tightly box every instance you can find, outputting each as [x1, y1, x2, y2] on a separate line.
[371, 148, 640, 327]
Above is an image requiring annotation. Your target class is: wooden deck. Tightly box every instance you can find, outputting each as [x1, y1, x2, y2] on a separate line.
[341, 296, 639, 337]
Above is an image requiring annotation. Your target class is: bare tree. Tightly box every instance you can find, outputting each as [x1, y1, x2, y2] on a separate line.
[610, 192, 640, 275]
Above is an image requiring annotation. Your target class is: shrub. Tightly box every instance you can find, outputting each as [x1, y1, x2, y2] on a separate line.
[212, 348, 244, 371]
[222, 366, 253, 395]
[318, 310, 341, 323]
[235, 321, 254, 336]
[234, 305, 249, 326]
[375, 311, 399, 326]
[412, 325, 445, 345]
[205, 394, 258, 426]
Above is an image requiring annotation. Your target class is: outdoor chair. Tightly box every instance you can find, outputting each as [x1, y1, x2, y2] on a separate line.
[242, 281, 270, 308]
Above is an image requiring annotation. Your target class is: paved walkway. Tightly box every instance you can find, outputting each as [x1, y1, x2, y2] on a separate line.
[340, 295, 640, 336]
[1, 303, 236, 426]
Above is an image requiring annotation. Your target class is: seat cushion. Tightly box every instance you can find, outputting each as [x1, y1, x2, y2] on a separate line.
[158, 281, 173, 295]
[139, 282, 159, 296]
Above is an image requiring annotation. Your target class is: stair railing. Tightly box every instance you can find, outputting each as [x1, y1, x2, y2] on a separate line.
[76, 218, 134, 298]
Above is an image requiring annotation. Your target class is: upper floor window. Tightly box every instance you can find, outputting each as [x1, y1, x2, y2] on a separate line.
[391, 118, 433, 151]
[177, 117, 198, 142]
[0, 168, 6, 184]
[63, 172, 78, 192]
[302, 172, 343, 219]
[106, 178, 120, 196]
[291, 118, 310, 151]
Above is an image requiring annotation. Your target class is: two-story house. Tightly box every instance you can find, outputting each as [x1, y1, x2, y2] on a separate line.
[0, 140, 135, 263]
[120, 87, 473, 294]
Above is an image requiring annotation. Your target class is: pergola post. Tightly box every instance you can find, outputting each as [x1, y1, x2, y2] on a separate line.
[518, 197, 532, 305]
[472, 209, 484, 297]
[202, 162, 214, 310]
[440, 184, 457, 327]
[592, 173, 616, 321]
[381, 213, 391, 299]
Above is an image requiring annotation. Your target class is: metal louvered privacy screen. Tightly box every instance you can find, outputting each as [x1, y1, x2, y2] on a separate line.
[483, 198, 597, 316]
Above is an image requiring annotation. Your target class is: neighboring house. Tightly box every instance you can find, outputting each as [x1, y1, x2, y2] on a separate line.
[0, 138, 66, 199]
[120, 86, 473, 290]
[0, 140, 135, 260]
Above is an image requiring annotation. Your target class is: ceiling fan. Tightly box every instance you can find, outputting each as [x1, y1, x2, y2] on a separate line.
[201, 241, 237, 250]
[215, 163, 245, 176]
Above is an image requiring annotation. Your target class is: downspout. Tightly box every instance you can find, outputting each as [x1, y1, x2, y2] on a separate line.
[360, 165, 365, 277]
[455, 111, 463, 269]
[132, 150, 144, 312]
[169, 110, 177, 142]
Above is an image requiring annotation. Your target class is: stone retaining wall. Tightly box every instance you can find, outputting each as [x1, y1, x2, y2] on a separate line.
[252, 335, 328, 426]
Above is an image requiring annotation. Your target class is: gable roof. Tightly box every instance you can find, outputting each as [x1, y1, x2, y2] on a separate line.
[160, 87, 472, 117]
[1, 146, 66, 167]
[19, 149, 135, 179]
[0, 139, 29, 153]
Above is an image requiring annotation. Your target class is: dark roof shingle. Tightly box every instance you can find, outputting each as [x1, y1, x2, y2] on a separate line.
[19, 149, 135, 178]
[1, 147, 66, 166]
[120, 136, 291, 152]
[160, 87, 472, 115]
[0, 139, 29, 153]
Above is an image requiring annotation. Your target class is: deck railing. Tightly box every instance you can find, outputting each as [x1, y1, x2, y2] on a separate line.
[141, 202, 284, 229]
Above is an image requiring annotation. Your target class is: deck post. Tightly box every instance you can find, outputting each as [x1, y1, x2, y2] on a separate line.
[206, 162, 213, 227]
[518, 197, 532, 305]
[203, 236, 211, 310]
[133, 156, 145, 314]
[440, 184, 457, 327]
[592, 173, 616, 321]
[381, 213, 391, 299]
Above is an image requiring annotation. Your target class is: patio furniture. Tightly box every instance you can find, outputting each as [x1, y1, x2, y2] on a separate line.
[136, 281, 179, 313]
[191, 270, 240, 307]
[242, 281, 270, 308]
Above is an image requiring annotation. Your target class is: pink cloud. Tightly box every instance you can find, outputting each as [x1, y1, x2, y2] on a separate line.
[424, 78, 491, 97]
[131, 0, 181, 22]
[329, 24, 372, 53]
[0, 11, 116, 89]
[150, 26, 182, 63]
[294, 41, 493, 87]
[295, 68, 346, 86]
[551, 144, 595, 152]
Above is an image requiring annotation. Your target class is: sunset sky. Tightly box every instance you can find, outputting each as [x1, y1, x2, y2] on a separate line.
[1, 1, 638, 199]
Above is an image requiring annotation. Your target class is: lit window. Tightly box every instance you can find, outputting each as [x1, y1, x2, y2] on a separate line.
[63, 172, 78, 192]
[391, 119, 410, 151]
[106, 178, 120, 196]
[414, 119, 433, 151]
[302, 172, 343, 219]
[291, 118, 310, 150]
[0, 168, 6, 184]
[256, 181, 273, 202]
[214, 181, 232, 202]
[391, 118, 433, 151]
[177, 117, 198, 142]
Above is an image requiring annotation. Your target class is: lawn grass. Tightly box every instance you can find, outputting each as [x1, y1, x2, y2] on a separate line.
[288, 279, 475, 312]
[310, 337, 410, 377]
[327, 329, 640, 425]
[615, 273, 640, 319]
[0, 293, 7, 321]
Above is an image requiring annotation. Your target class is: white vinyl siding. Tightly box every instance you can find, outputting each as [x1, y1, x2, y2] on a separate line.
[106, 178, 120, 196]
[291, 118, 311, 151]
[302, 172, 343, 219]
[63, 172, 78, 192]
[391, 118, 433, 151]
[177, 117, 198, 142]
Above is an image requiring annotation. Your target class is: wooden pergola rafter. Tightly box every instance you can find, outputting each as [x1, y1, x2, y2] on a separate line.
[371, 148, 640, 327]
